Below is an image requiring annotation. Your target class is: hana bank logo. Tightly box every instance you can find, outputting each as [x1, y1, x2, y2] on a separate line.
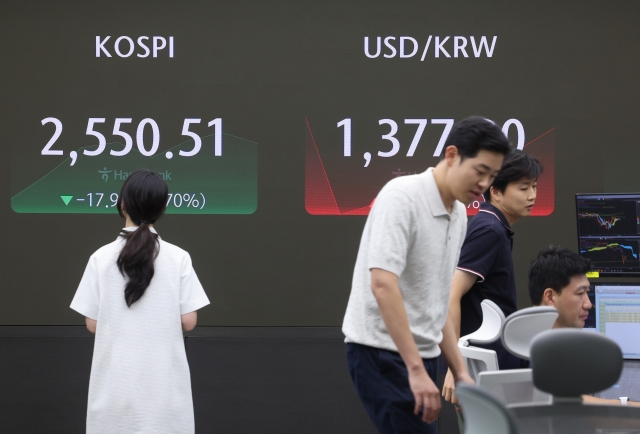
[364, 36, 497, 60]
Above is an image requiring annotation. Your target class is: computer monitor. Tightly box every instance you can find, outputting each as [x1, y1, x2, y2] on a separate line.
[576, 193, 640, 276]
[584, 283, 640, 360]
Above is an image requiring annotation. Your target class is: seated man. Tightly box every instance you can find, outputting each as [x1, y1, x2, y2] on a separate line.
[528, 245, 592, 329]
[528, 245, 639, 406]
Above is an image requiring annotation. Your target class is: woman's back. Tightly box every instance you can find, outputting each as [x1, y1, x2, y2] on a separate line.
[70, 170, 209, 434]
[72, 230, 209, 434]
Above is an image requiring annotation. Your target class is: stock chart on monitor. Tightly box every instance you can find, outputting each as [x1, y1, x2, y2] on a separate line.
[584, 284, 640, 360]
[577, 194, 640, 275]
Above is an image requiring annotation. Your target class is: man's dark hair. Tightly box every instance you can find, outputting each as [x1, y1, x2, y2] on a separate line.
[442, 116, 511, 161]
[528, 246, 591, 305]
[485, 150, 543, 202]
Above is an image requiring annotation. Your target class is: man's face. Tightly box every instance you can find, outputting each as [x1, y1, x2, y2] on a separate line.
[447, 149, 504, 205]
[492, 177, 537, 219]
[551, 274, 592, 328]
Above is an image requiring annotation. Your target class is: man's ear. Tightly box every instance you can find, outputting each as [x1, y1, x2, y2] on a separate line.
[489, 186, 501, 203]
[444, 145, 459, 166]
[542, 288, 556, 306]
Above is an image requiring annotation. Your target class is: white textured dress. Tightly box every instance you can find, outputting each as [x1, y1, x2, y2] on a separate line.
[71, 228, 210, 434]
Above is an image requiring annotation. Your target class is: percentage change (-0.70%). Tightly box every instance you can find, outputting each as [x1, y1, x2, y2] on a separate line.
[167, 193, 206, 210]
[71, 192, 207, 210]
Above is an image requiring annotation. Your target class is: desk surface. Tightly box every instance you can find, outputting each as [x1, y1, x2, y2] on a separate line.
[512, 404, 640, 434]
[597, 360, 640, 401]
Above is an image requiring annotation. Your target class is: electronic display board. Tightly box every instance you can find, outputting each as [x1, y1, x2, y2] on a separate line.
[1, 1, 638, 325]
[577, 194, 640, 275]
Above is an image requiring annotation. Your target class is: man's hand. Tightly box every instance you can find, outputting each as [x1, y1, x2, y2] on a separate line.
[409, 366, 441, 423]
[440, 269, 478, 405]
[370, 269, 443, 423]
[454, 371, 475, 387]
[439, 314, 475, 407]
[442, 368, 458, 404]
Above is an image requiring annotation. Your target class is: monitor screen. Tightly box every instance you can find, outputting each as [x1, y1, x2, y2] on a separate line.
[584, 283, 640, 360]
[576, 194, 640, 276]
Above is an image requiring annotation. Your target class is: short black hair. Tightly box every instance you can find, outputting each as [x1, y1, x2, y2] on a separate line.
[485, 150, 543, 202]
[528, 246, 591, 305]
[442, 116, 511, 161]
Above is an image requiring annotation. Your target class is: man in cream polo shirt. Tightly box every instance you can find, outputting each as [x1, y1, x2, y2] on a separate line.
[343, 117, 511, 433]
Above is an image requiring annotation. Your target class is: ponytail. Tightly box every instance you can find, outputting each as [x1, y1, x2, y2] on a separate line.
[117, 223, 160, 307]
[115, 170, 168, 307]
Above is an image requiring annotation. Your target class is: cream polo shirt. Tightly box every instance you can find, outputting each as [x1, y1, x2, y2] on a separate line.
[71, 227, 210, 434]
[342, 168, 467, 358]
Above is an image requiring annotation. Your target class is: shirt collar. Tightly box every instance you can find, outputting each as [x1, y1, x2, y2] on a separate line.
[119, 226, 159, 236]
[423, 168, 456, 218]
[479, 202, 513, 235]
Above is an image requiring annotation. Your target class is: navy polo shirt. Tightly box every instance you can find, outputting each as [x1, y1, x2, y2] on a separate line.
[457, 202, 525, 370]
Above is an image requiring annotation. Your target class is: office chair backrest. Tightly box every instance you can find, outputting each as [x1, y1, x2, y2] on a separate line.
[458, 300, 505, 379]
[457, 383, 519, 434]
[461, 299, 505, 346]
[530, 329, 623, 399]
[501, 306, 558, 360]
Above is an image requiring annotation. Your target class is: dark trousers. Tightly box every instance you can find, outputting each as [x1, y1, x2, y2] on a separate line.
[346, 343, 438, 434]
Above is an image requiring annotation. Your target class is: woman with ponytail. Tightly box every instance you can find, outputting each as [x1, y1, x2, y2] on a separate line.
[70, 169, 210, 434]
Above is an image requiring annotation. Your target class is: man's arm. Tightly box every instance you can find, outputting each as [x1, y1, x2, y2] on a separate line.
[440, 314, 475, 386]
[447, 270, 479, 343]
[583, 395, 640, 407]
[442, 269, 478, 403]
[371, 268, 441, 423]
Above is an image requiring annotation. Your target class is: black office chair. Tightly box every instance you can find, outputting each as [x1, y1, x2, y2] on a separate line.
[530, 328, 622, 403]
[506, 329, 640, 433]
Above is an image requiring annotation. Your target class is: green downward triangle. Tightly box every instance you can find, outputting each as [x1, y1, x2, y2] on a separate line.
[60, 195, 73, 206]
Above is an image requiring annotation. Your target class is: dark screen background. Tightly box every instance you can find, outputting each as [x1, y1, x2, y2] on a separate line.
[1, 1, 639, 325]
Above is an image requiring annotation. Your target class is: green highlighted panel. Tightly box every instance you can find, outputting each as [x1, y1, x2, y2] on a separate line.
[11, 134, 257, 214]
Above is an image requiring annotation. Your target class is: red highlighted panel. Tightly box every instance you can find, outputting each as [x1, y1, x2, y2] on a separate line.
[305, 119, 374, 215]
[305, 118, 554, 216]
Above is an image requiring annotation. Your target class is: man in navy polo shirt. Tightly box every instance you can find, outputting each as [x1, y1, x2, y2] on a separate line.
[442, 150, 542, 404]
